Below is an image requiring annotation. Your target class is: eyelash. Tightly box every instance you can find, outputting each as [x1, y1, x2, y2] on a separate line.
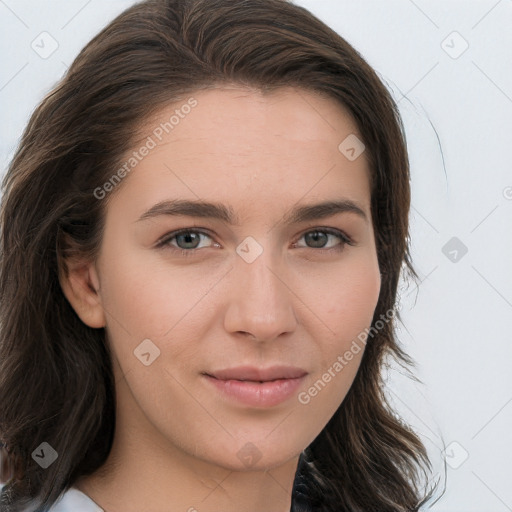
[155, 227, 355, 258]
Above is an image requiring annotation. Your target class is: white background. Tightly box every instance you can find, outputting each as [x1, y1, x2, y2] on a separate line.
[1, 1, 511, 511]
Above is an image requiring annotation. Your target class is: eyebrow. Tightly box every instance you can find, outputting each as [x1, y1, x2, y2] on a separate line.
[136, 198, 369, 225]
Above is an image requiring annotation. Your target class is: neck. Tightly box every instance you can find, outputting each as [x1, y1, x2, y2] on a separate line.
[74, 447, 299, 512]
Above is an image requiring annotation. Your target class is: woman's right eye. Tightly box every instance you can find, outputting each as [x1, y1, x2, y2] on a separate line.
[156, 229, 216, 255]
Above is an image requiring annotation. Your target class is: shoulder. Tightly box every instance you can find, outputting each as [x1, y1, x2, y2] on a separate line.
[49, 487, 105, 512]
[0, 483, 104, 512]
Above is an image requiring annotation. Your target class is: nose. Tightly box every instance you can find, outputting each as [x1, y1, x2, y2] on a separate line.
[223, 245, 298, 343]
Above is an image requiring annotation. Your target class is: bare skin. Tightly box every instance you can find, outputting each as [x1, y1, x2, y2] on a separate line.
[63, 85, 381, 512]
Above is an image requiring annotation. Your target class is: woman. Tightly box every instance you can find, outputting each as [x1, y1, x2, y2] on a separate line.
[0, 0, 440, 510]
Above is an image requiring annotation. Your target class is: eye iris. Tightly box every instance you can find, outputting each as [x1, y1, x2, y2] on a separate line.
[305, 231, 328, 248]
[176, 232, 201, 249]
[170, 230, 341, 251]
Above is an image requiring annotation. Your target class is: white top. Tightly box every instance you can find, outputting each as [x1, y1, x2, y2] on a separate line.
[0, 483, 104, 511]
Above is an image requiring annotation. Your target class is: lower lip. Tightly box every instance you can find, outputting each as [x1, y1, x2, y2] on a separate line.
[204, 374, 306, 408]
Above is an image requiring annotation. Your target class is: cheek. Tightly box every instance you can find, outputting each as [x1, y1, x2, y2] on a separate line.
[96, 246, 159, 351]
[298, 258, 380, 411]
[97, 247, 222, 371]
[310, 259, 381, 385]
[293, 262, 381, 438]
[330, 273, 381, 335]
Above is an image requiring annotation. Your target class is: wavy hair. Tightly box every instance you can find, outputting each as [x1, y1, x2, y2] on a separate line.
[0, 0, 440, 510]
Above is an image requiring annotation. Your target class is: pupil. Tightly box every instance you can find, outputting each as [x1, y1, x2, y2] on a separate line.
[306, 231, 327, 248]
[178, 232, 200, 249]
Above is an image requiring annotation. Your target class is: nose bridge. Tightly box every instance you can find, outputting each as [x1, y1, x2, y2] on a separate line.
[223, 236, 297, 340]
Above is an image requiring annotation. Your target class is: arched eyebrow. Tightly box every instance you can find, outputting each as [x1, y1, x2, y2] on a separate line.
[136, 198, 369, 225]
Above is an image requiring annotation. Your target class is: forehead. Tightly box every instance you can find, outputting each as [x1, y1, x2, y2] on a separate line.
[142, 85, 362, 147]
[111, 85, 371, 221]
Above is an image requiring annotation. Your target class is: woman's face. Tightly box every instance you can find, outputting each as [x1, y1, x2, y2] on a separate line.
[88, 85, 381, 471]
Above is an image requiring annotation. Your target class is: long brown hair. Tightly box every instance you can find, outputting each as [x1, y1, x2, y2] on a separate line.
[0, 0, 441, 510]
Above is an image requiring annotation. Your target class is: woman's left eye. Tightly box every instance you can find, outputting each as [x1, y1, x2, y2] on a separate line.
[293, 228, 354, 251]
[156, 228, 354, 256]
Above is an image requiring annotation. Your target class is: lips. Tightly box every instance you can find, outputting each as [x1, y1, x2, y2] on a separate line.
[204, 365, 308, 382]
[203, 366, 308, 407]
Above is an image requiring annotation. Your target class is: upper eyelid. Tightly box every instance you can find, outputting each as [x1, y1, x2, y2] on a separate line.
[157, 226, 353, 248]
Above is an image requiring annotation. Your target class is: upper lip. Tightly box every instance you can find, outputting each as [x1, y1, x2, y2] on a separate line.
[205, 365, 308, 381]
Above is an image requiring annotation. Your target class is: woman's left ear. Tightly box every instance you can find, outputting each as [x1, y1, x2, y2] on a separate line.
[58, 258, 106, 329]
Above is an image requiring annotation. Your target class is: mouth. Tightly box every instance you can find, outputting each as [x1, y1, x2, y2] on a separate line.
[202, 365, 308, 408]
[203, 365, 308, 382]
